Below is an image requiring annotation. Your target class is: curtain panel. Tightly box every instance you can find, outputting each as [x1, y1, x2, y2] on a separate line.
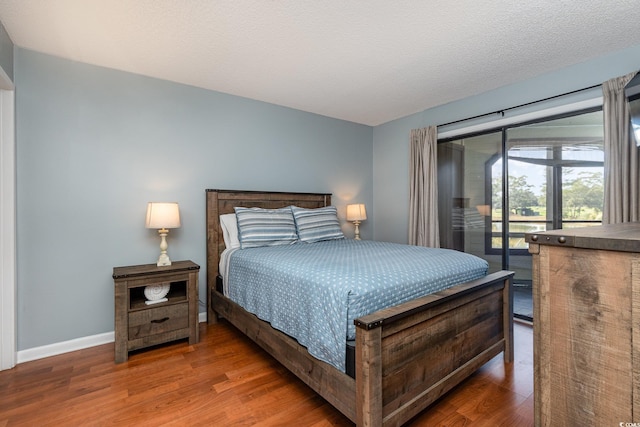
[409, 126, 439, 247]
[602, 70, 640, 224]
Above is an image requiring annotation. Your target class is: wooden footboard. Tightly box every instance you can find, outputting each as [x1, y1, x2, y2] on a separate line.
[355, 270, 513, 426]
[211, 270, 514, 426]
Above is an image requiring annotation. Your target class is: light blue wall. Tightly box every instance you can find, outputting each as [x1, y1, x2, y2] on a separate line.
[15, 48, 373, 350]
[373, 43, 640, 244]
[15, 39, 640, 351]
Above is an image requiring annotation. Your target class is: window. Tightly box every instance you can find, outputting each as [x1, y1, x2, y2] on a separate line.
[487, 112, 604, 253]
[438, 108, 604, 320]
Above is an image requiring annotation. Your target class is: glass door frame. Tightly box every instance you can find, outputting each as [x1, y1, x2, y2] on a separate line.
[438, 105, 603, 274]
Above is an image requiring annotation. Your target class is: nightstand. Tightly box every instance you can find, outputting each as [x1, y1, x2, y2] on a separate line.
[113, 260, 200, 363]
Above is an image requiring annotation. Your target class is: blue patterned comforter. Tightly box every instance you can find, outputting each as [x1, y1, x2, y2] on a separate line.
[227, 239, 488, 372]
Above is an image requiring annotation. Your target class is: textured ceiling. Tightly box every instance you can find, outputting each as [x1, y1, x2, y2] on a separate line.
[1, 0, 640, 126]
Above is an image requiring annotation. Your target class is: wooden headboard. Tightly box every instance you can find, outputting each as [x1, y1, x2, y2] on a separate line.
[205, 189, 331, 322]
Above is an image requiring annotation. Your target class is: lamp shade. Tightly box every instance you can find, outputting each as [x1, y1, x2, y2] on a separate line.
[347, 204, 367, 221]
[145, 202, 181, 229]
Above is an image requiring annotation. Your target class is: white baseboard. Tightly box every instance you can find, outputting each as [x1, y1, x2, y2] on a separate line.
[16, 312, 208, 364]
[17, 331, 115, 364]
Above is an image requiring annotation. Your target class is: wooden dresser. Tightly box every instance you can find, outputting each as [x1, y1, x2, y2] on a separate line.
[526, 223, 640, 425]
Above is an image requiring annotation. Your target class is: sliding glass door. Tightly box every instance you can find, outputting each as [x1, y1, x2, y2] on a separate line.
[437, 131, 503, 273]
[438, 110, 604, 320]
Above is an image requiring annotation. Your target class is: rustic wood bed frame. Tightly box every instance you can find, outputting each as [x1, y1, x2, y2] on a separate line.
[206, 189, 514, 426]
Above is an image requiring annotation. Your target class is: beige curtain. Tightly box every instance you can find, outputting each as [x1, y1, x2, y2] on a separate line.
[602, 71, 640, 224]
[409, 126, 439, 247]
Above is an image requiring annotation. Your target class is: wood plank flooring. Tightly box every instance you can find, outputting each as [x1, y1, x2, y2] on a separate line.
[0, 320, 533, 426]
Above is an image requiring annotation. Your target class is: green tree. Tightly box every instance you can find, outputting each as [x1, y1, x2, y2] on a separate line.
[537, 182, 547, 207]
[563, 171, 603, 219]
[508, 175, 538, 214]
[492, 176, 503, 210]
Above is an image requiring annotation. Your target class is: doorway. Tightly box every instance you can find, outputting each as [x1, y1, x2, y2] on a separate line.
[0, 73, 15, 370]
[438, 109, 604, 320]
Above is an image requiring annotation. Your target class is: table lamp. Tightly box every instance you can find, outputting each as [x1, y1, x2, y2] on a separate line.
[145, 202, 181, 266]
[347, 203, 367, 240]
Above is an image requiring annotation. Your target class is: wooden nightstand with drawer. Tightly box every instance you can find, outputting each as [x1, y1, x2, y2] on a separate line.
[113, 260, 200, 363]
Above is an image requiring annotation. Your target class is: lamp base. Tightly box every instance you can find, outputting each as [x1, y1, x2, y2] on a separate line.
[156, 228, 172, 266]
[156, 253, 172, 267]
[354, 220, 361, 240]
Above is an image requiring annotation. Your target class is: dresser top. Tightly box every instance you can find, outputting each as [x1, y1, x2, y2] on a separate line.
[525, 222, 640, 252]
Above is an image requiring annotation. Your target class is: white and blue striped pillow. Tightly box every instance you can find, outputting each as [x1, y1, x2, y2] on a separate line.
[234, 207, 298, 249]
[291, 206, 345, 243]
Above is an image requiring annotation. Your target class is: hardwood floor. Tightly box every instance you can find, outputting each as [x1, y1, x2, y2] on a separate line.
[0, 321, 533, 426]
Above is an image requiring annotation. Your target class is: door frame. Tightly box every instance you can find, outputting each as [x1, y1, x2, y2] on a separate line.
[0, 65, 15, 371]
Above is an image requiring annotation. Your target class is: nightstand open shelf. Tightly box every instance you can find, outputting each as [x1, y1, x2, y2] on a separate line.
[128, 280, 188, 310]
[113, 260, 200, 363]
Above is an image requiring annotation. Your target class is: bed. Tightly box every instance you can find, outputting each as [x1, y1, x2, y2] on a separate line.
[206, 189, 514, 426]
